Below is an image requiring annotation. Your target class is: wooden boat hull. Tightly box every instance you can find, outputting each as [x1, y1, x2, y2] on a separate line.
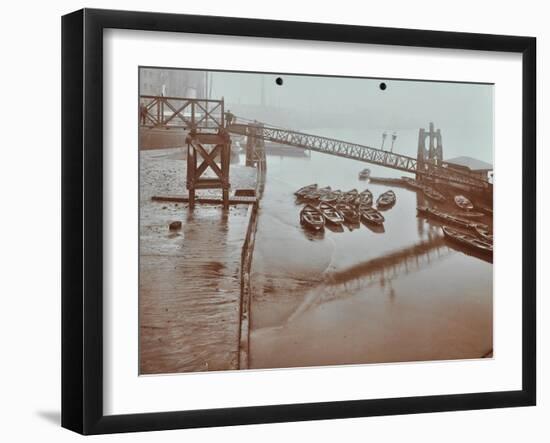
[442, 226, 493, 260]
[300, 205, 325, 231]
[359, 169, 371, 180]
[360, 206, 385, 225]
[456, 211, 485, 218]
[335, 203, 360, 224]
[319, 193, 339, 204]
[417, 206, 488, 232]
[338, 191, 358, 205]
[454, 195, 474, 210]
[319, 202, 345, 225]
[376, 190, 396, 209]
[295, 184, 317, 197]
[355, 189, 373, 207]
[423, 186, 446, 202]
[301, 190, 322, 202]
[477, 205, 493, 216]
[475, 225, 494, 242]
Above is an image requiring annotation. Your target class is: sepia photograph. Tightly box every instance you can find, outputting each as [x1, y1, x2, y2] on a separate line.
[138, 68, 494, 375]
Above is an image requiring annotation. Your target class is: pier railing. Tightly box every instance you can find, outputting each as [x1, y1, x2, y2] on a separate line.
[238, 137, 267, 369]
[228, 122, 490, 189]
[139, 95, 224, 131]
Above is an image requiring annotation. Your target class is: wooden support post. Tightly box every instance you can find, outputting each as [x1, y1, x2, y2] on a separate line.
[185, 130, 231, 210]
[186, 139, 197, 209]
[222, 140, 230, 209]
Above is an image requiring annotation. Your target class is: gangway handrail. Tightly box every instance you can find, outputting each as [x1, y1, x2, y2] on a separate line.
[228, 119, 490, 189]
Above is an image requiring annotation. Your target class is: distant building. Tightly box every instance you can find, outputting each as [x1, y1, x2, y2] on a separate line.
[445, 156, 493, 182]
[139, 69, 205, 98]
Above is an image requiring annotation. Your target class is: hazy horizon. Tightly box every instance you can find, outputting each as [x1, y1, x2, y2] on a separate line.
[140, 68, 494, 164]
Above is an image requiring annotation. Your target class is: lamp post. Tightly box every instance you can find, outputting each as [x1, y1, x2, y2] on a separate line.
[390, 132, 397, 152]
[381, 131, 387, 150]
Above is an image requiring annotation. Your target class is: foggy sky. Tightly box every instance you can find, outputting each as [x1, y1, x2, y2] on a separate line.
[211, 71, 493, 164]
[142, 68, 493, 164]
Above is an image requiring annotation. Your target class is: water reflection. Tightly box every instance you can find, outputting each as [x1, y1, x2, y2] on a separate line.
[362, 221, 385, 234]
[325, 223, 345, 234]
[301, 226, 325, 241]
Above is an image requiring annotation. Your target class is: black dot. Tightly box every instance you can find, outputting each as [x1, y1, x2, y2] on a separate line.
[379, 82, 387, 90]
[275, 77, 283, 86]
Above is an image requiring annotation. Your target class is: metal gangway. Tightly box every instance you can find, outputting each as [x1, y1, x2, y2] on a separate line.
[227, 122, 489, 189]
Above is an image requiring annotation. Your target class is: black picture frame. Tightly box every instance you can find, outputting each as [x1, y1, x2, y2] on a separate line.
[62, 8, 536, 435]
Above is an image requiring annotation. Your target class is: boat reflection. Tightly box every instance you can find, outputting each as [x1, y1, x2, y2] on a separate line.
[301, 226, 325, 241]
[362, 221, 385, 234]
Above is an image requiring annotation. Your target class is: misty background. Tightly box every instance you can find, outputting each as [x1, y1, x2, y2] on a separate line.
[140, 68, 493, 164]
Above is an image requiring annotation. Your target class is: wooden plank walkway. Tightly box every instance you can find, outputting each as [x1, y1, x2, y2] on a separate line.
[152, 194, 257, 205]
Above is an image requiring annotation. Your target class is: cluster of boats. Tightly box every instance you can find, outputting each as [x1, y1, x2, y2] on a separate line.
[402, 177, 491, 215]
[417, 206, 493, 258]
[442, 226, 493, 258]
[402, 177, 494, 258]
[294, 176, 494, 259]
[295, 184, 396, 232]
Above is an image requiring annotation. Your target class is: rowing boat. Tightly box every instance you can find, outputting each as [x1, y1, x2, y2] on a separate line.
[319, 189, 342, 203]
[334, 202, 360, 224]
[300, 204, 325, 231]
[359, 204, 385, 225]
[442, 226, 493, 256]
[376, 190, 396, 209]
[295, 183, 317, 197]
[475, 225, 494, 242]
[301, 189, 323, 202]
[477, 204, 493, 216]
[359, 168, 371, 180]
[355, 189, 373, 207]
[416, 206, 484, 230]
[454, 195, 474, 210]
[319, 202, 345, 225]
[423, 186, 446, 202]
[340, 189, 359, 204]
[455, 211, 485, 218]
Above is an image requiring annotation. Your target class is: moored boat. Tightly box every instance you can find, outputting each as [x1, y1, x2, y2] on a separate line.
[340, 189, 359, 204]
[475, 225, 494, 242]
[359, 168, 371, 180]
[442, 226, 493, 256]
[301, 189, 323, 202]
[359, 204, 385, 225]
[423, 186, 446, 202]
[295, 183, 317, 197]
[454, 195, 474, 210]
[319, 191, 339, 204]
[300, 204, 325, 231]
[477, 204, 493, 216]
[417, 206, 482, 230]
[376, 190, 396, 209]
[355, 189, 373, 207]
[334, 202, 360, 224]
[455, 211, 485, 218]
[318, 202, 345, 225]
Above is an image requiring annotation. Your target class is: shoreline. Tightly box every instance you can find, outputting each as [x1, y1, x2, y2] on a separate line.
[139, 148, 258, 374]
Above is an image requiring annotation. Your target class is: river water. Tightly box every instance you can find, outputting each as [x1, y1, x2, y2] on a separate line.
[247, 134, 493, 369]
